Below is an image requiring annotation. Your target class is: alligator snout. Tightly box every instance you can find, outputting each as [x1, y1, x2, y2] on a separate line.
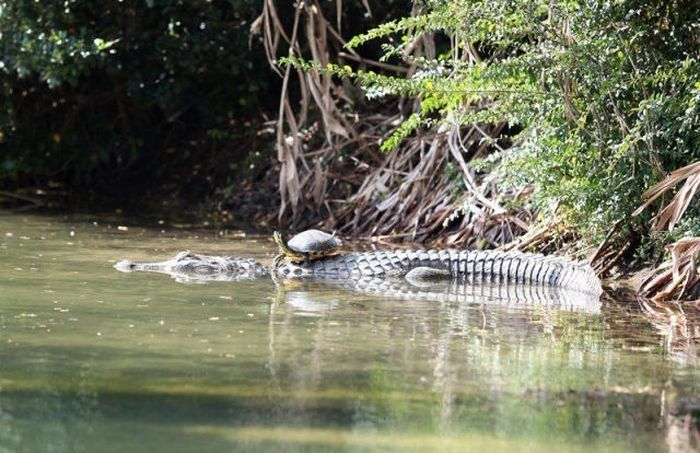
[114, 260, 137, 272]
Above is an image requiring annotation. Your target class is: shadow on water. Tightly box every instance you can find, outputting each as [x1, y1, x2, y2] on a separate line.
[0, 213, 699, 452]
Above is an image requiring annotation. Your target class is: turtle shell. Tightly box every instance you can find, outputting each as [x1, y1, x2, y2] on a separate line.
[287, 229, 341, 254]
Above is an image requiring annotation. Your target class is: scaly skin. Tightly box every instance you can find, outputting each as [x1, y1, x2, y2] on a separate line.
[275, 249, 601, 296]
[115, 248, 602, 296]
[114, 251, 269, 284]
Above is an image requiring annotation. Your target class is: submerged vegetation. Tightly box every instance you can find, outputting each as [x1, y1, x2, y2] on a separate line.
[0, 0, 698, 300]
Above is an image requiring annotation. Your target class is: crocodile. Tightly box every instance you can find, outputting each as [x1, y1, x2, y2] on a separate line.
[115, 248, 602, 296]
[114, 249, 602, 313]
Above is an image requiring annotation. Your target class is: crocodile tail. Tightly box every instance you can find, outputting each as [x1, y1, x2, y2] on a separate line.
[442, 250, 601, 296]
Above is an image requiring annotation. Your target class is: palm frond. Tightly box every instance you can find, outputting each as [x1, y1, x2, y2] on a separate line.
[633, 161, 700, 232]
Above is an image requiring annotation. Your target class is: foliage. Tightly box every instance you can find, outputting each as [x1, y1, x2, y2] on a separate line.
[252, 0, 410, 221]
[0, 0, 275, 193]
[294, 0, 700, 246]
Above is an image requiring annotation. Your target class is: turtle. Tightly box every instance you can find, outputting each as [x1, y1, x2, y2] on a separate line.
[272, 229, 342, 268]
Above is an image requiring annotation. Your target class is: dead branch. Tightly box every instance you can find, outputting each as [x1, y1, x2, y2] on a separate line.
[252, 0, 539, 249]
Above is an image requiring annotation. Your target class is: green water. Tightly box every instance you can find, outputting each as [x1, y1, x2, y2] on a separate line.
[1, 213, 698, 452]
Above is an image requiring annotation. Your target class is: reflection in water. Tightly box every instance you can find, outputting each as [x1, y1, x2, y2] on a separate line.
[261, 286, 698, 451]
[317, 277, 601, 313]
[666, 397, 700, 452]
[0, 213, 698, 452]
[639, 296, 700, 366]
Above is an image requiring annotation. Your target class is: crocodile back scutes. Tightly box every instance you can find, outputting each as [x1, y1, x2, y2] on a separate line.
[276, 249, 602, 296]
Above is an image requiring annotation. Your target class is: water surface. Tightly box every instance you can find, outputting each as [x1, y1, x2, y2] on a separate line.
[1, 213, 698, 452]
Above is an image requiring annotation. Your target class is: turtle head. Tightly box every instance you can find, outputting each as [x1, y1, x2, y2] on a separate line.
[273, 230, 294, 257]
[273, 230, 284, 248]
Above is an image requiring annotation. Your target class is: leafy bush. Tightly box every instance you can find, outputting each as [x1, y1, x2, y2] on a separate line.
[298, 0, 700, 245]
[0, 0, 275, 192]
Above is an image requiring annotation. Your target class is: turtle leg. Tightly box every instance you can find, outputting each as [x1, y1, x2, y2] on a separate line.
[272, 253, 285, 271]
[270, 254, 285, 288]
